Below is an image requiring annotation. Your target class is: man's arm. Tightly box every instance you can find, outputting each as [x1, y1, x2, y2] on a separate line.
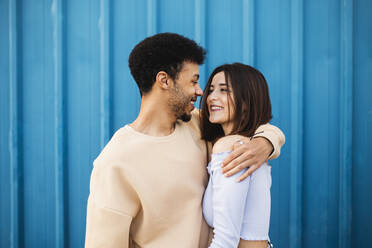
[221, 123, 285, 182]
[85, 161, 140, 248]
[85, 199, 133, 247]
[254, 123, 286, 159]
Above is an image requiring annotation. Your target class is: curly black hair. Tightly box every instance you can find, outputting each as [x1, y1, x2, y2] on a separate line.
[128, 33, 206, 95]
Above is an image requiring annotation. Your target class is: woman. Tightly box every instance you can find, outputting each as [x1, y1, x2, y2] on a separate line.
[200, 63, 273, 248]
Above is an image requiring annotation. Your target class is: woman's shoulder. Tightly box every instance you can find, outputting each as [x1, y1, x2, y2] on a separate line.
[212, 134, 246, 154]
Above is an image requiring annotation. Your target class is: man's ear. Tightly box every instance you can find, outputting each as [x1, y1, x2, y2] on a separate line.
[156, 71, 170, 90]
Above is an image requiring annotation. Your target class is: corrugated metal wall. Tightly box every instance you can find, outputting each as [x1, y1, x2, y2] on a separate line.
[1, 0, 371, 247]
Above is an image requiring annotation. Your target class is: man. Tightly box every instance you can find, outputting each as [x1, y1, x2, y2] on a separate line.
[85, 33, 285, 247]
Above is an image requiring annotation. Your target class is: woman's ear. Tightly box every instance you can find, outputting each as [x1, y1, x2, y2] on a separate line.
[156, 71, 169, 90]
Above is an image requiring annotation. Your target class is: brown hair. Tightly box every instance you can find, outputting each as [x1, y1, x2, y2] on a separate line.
[200, 63, 272, 142]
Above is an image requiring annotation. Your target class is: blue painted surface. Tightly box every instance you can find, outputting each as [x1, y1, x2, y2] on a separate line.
[0, 2, 11, 248]
[352, 0, 372, 246]
[1, 0, 371, 247]
[303, 0, 341, 246]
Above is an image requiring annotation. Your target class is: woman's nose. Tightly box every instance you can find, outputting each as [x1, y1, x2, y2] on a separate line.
[208, 91, 218, 101]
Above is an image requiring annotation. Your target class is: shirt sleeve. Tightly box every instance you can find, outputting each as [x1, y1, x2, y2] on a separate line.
[254, 123, 285, 160]
[208, 153, 251, 248]
[85, 160, 140, 248]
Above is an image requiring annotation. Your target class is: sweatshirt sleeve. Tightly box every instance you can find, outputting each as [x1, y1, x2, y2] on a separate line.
[85, 160, 140, 248]
[254, 123, 285, 160]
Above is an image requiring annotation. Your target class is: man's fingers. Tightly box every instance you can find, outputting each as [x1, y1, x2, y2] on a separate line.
[221, 148, 244, 168]
[223, 163, 245, 177]
[222, 154, 245, 173]
[223, 158, 255, 176]
[237, 164, 259, 182]
[221, 139, 250, 167]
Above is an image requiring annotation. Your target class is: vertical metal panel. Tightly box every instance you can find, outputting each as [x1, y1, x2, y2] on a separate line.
[339, 0, 353, 247]
[22, 1, 58, 246]
[51, 0, 66, 247]
[242, 0, 255, 66]
[65, 1, 101, 247]
[147, 0, 157, 36]
[194, 0, 206, 88]
[302, 0, 343, 246]
[111, 0, 144, 131]
[9, 0, 21, 247]
[194, 0, 206, 44]
[0, 1, 11, 247]
[99, 0, 111, 148]
[1, 0, 372, 247]
[289, 0, 304, 247]
[255, 1, 291, 246]
[351, 0, 372, 246]
[158, 0, 195, 38]
[194, 0, 206, 50]
[206, 0, 246, 70]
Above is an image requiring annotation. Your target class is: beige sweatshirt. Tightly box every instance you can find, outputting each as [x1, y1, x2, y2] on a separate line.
[85, 110, 285, 248]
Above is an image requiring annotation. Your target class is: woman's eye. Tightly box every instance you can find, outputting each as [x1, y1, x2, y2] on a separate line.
[221, 88, 228, 92]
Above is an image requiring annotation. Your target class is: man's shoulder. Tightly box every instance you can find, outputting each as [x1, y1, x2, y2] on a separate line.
[93, 126, 135, 167]
[105, 126, 134, 150]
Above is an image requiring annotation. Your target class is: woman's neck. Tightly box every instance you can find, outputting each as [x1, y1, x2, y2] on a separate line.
[222, 122, 234, 136]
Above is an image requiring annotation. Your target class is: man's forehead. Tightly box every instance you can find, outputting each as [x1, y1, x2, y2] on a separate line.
[180, 62, 199, 76]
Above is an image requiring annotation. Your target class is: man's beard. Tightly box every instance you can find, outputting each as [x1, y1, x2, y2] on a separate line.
[179, 113, 191, 122]
[169, 84, 193, 122]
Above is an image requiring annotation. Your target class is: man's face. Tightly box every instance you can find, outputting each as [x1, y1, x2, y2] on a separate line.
[168, 62, 203, 122]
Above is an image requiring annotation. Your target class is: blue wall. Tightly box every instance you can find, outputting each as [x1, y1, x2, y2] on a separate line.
[1, 0, 371, 247]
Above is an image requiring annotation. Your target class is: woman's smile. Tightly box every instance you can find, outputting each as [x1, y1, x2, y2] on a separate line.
[209, 104, 224, 112]
[206, 71, 235, 133]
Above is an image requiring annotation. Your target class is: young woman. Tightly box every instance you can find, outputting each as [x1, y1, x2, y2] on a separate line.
[200, 63, 274, 248]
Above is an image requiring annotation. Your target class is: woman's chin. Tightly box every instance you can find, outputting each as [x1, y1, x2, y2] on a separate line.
[209, 118, 222, 125]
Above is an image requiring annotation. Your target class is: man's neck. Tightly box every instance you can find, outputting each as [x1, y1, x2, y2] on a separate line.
[130, 95, 177, 137]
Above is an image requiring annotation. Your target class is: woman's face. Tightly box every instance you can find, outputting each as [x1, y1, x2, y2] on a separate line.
[206, 71, 235, 134]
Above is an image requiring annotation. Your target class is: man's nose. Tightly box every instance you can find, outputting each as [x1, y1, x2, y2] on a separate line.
[196, 84, 203, 96]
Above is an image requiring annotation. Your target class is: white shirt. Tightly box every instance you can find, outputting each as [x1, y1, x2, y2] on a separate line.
[202, 151, 272, 248]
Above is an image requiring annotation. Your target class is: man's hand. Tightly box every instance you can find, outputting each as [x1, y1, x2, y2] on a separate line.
[221, 137, 273, 182]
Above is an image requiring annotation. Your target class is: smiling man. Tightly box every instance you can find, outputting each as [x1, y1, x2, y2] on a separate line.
[85, 33, 285, 248]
